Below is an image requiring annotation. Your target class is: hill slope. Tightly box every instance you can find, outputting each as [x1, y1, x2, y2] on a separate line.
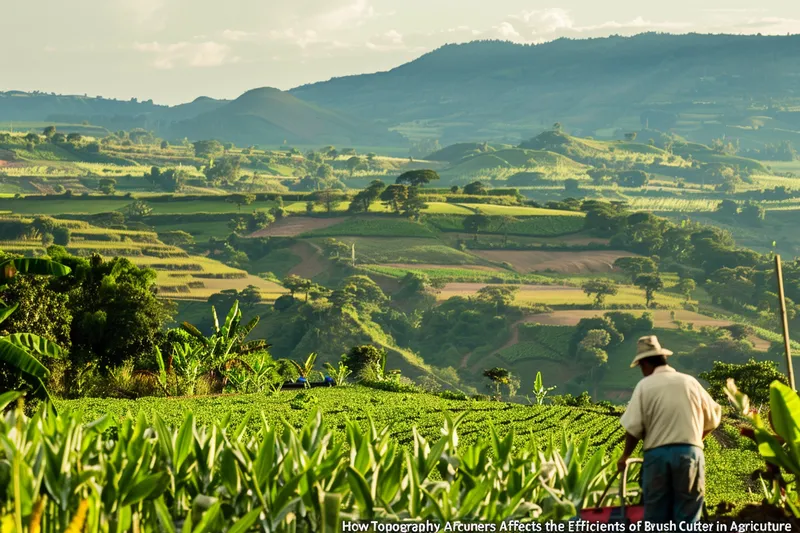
[166, 87, 398, 146]
[291, 33, 800, 144]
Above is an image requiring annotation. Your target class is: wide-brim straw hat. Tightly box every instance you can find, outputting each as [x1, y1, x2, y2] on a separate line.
[630, 335, 673, 367]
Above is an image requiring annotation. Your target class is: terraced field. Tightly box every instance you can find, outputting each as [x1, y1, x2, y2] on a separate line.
[472, 250, 637, 274]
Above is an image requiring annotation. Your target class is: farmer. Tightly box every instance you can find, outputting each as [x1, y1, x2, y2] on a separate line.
[618, 335, 722, 525]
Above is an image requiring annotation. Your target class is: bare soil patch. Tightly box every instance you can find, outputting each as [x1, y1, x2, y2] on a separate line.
[521, 310, 770, 351]
[382, 263, 502, 271]
[249, 216, 347, 237]
[288, 241, 327, 279]
[472, 250, 637, 274]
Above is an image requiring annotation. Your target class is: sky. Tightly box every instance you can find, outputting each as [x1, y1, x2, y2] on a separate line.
[3, 0, 800, 105]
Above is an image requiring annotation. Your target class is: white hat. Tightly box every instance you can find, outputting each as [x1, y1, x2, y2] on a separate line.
[630, 335, 673, 368]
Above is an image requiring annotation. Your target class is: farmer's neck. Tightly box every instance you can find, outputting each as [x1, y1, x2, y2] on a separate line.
[639, 356, 669, 377]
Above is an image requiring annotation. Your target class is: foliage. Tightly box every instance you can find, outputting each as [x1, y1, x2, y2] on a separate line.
[634, 273, 664, 308]
[725, 380, 800, 517]
[700, 359, 788, 407]
[180, 300, 269, 390]
[582, 279, 619, 308]
[395, 169, 440, 187]
[532, 371, 557, 405]
[0, 393, 639, 530]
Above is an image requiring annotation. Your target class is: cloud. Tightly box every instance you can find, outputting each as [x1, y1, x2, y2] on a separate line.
[366, 30, 405, 51]
[117, 0, 165, 24]
[313, 0, 376, 30]
[730, 17, 800, 33]
[133, 41, 238, 69]
[221, 29, 258, 42]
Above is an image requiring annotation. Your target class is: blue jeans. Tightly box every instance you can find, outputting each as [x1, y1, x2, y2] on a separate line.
[642, 444, 705, 524]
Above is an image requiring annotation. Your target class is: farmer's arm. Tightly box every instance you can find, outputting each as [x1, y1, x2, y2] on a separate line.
[617, 432, 641, 472]
[618, 385, 644, 471]
[699, 384, 722, 439]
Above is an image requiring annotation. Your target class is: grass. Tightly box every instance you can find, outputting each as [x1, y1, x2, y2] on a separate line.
[362, 264, 550, 284]
[309, 236, 481, 265]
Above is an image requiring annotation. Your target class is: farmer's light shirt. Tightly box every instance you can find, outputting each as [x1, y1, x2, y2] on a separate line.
[620, 365, 722, 450]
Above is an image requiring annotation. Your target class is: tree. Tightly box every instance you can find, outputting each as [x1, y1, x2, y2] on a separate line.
[282, 274, 314, 302]
[346, 156, 366, 176]
[380, 184, 408, 214]
[564, 178, 580, 192]
[395, 169, 440, 187]
[582, 279, 619, 308]
[497, 215, 519, 246]
[312, 189, 344, 214]
[463, 213, 491, 241]
[635, 273, 664, 307]
[227, 193, 255, 212]
[476, 285, 519, 312]
[740, 202, 765, 226]
[624, 132, 637, 142]
[676, 278, 696, 302]
[342, 344, 386, 379]
[193, 139, 224, 159]
[66, 133, 82, 143]
[348, 179, 385, 213]
[577, 329, 611, 389]
[316, 164, 334, 180]
[180, 300, 268, 388]
[716, 199, 739, 217]
[126, 200, 152, 219]
[49, 252, 175, 370]
[483, 367, 510, 399]
[614, 256, 657, 283]
[98, 178, 116, 195]
[248, 211, 275, 232]
[51, 133, 66, 144]
[24, 133, 40, 145]
[228, 217, 249, 234]
[400, 186, 427, 219]
[699, 359, 787, 407]
[463, 181, 487, 195]
[204, 156, 242, 185]
[160, 140, 169, 150]
[42, 125, 56, 140]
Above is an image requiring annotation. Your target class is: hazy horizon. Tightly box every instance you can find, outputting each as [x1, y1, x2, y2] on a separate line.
[4, 0, 800, 105]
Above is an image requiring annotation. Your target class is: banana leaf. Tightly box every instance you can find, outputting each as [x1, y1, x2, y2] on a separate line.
[0, 258, 71, 282]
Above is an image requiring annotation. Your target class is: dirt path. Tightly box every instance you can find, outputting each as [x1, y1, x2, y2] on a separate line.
[248, 216, 347, 237]
[520, 310, 770, 351]
[287, 241, 327, 279]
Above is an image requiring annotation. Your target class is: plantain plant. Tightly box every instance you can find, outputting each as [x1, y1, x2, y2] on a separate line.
[726, 378, 800, 517]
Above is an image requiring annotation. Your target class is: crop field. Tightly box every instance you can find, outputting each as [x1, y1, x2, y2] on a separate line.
[471, 250, 637, 274]
[362, 264, 552, 284]
[427, 214, 586, 236]
[316, 236, 482, 264]
[302, 216, 437, 238]
[458, 204, 586, 217]
[59, 386, 761, 508]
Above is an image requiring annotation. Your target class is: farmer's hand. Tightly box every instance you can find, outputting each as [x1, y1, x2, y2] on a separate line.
[617, 455, 629, 473]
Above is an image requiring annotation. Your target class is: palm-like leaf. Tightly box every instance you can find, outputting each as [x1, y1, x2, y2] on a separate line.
[0, 303, 19, 325]
[0, 258, 71, 282]
[0, 338, 50, 379]
[4, 333, 64, 359]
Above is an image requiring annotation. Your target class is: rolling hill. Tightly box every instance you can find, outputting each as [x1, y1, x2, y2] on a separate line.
[165, 87, 400, 146]
[291, 33, 800, 145]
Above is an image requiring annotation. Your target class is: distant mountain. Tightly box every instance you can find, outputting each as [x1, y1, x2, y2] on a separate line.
[0, 88, 400, 147]
[165, 87, 400, 146]
[290, 33, 800, 147]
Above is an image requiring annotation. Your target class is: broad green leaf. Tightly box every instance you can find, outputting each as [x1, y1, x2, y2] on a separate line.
[0, 339, 49, 379]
